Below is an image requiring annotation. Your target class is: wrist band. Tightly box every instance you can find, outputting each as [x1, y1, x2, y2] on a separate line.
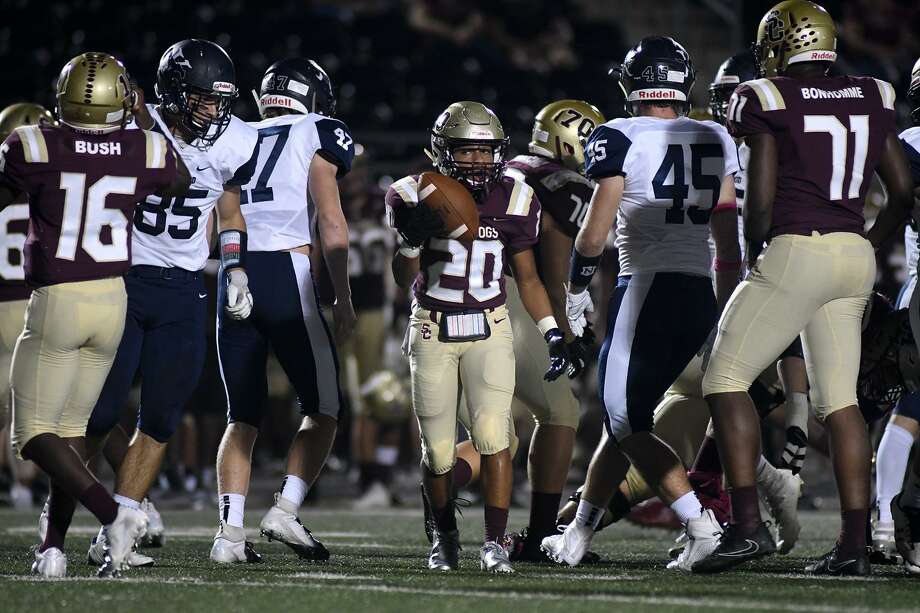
[569, 249, 601, 290]
[714, 257, 742, 272]
[537, 316, 558, 336]
[398, 245, 420, 258]
[713, 200, 737, 213]
[219, 229, 247, 270]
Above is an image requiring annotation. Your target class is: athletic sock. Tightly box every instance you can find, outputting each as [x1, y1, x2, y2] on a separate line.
[484, 505, 509, 543]
[784, 392, 809, 433]
[528, 492, 561, 540]
[113, 494, 141, 510]
[574, 499, 604, 530]
[279, 474, 309, 509]
[670, 491, 704, 524]
[41, 486, 76, 552]
[728, 485, 761, 536]
[433, 500, 458, 533]
[78, 483, 118, 526]
[219, 493, 246, 528]
[838, 508, 868, 558]
[876, 422, 914, 522]
[453, 457, 474, 489]
[690, 436, 723, 474]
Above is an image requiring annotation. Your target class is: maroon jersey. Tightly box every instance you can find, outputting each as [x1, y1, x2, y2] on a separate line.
[386, 174, 540, 312]
[0, 125, 178, 286]
[0, 196, 32, 301]
[505, 155, 594, 239]
[727, 75, 897, 239]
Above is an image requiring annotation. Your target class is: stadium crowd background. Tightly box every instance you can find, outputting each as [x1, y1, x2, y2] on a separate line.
[1, 0, 919, 511]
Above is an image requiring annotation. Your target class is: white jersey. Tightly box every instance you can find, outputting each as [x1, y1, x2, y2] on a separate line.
[241, 113, 355, 252]
[583, 116, 739, 277]
[130, 105, 258, 270]
[899, 127, 920, 277]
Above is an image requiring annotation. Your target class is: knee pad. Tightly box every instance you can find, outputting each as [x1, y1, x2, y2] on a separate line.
[530, 390, 580, 430]
[470, 411, 510, 456]
[422, 437, 457, 476]
[138, 405, 185, 444]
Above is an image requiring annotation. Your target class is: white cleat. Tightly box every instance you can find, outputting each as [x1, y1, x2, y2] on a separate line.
[97, 506, 149, 577]
[139, 498, 165, 548]
[88, 527, 155, 568]
[260, 495, 329, 561]
[38, 499, 49, 543]
[210, 522, 262, 564]
[352, 482, 394, 510]
[667, 509, 723, 571]
[10, 483, 33, 511]
[31, 547, 67, 578]
[758, 467, 803, 554]
[871, 518, 898, 562]
[540, 522, 594, 567]
[480, 541, 514, 574]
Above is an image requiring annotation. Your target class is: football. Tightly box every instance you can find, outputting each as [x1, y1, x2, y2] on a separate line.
[418, 172, 479, 242]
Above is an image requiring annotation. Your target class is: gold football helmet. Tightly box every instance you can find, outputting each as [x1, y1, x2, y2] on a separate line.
[754, 1, 837, 77]
[0, 103, 55, 142]
[56, 52, 135, 133]
[528, 100, 605, 174]
[360, 371, 410, 425]
[428, 101, 509, 194]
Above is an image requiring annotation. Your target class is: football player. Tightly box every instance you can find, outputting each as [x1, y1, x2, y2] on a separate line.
[693, 0, 915, 575]
[0, 52, 188, 577]
[211, 58, 355, 563]
[0, 103, 54, 510]
[83, 39, 258, 564]
[388, 101, 572, 573]
[874, 55, 920, 562]
[546, 36, 740, 571]
[438, 100, 604, 561]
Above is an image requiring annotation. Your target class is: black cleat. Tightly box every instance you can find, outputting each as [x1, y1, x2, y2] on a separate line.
[691, 522, 776, 573]
[428, 529, 461, 571]
[806, 546, 870, 576]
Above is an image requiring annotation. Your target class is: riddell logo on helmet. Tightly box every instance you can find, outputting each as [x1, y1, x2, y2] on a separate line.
[637, 90, 678, 100]
[261, 96, 292, 107]
[809, 51, 835, 61]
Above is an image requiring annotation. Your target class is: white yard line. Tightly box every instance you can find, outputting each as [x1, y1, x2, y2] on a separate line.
[3, 526, 371, 538]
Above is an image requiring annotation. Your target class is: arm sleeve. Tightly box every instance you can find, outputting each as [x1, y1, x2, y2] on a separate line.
[384, 175, 421, 229]
[583, 124, 632, 181]
[0, 131, 29, 195]
[506, 187, 541, 253]
[314, 118, 356, 178]
[726, 84, 781, 138]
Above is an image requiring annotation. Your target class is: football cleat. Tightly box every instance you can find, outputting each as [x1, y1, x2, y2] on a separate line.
[260, 495, 329, 561]
[38, 499, 49, 543]
[97, 506, 149, 577]
[805, 546, 870, 576]
[210, 522, 263, 564]
[758, 467, 803, 554]
[541, 522, 594, 567]
[31, 547, 67, 578]
[892, 493, 920, 574]
[669, 532, 688, 560]
[138, 498, 165, 548]
[352, 482, 394, 510]
[88, 528, 155, 567]
[428, 529, 461, 571]
[691, 522, 776, 573]
[870, 517, 899, 564]
[480, 541, 514, 573]
[667, 509, 724, 571]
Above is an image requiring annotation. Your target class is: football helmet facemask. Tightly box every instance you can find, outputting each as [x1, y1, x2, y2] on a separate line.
[428, 101, 509, 197]
[255, 58, 336, 118]
[528, 100, 605, 174]
[156, 39, 237, 148]
[753, 0, 837, 78]
[56, 52, 134, 134]
[708, 51, 757, 125]
[611, 36, 695, 117]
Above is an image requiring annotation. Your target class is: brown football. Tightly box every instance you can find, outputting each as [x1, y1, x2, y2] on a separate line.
[418, 172, 479, 242]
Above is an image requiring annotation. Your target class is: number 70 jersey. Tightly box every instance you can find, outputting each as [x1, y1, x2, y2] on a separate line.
[584, 116, 739, 277]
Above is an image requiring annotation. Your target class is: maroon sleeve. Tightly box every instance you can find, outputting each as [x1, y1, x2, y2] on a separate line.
[727, 81, 784, 139]
[506, 189, 541, 253]
[384, 175, 421, 229]
[0, 131, 31, 196]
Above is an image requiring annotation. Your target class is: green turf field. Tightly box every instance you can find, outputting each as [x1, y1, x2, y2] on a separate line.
[0, 507, 917, 612]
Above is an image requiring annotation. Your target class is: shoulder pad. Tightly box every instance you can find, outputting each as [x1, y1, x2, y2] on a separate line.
[743, 78, 786, 111]
[13, 125, 48, 164]
[872, 78, 896, 110]
[503, 175, 535, 217]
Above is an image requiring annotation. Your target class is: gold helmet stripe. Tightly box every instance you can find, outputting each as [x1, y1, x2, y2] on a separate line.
[144, 131, 168, 169]
[505, 177, 534, 217]
[748, 78, 786, 111]
[872, 79, 896, 111]
[391, 175, 420, 206]
[16, 125, 48, 164]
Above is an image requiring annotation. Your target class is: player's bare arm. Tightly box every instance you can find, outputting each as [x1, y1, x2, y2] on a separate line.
[710, 175, 741, 310]
[867, 132, 915, 249]
[538, 212, 576, 339]
[743, 131, 777, 267]
[311, 153, 356, 341]
[572, 176, 623, 282]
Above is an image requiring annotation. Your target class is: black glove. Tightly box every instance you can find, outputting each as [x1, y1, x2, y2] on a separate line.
[393, 203, 444, 247]
[566, 325, 596, 378]
[544, 328, 572, 382]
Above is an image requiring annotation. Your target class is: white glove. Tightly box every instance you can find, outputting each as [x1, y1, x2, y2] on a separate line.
[225, 269, 253, 320]
[565, 289, 594, 337]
